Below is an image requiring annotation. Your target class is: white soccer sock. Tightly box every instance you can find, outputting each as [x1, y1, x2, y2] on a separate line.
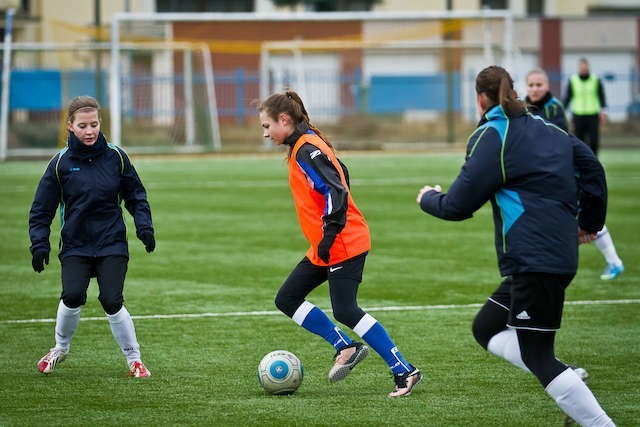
[595, 225, 622, 266]
[106, 306, 141, 366]
[54, 300, 81, 352]
[487, 328, 531, 373]
[545, 368, 615, 427]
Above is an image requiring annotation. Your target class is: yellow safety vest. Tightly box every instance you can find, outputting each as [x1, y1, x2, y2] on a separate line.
[569, 74, 601, 115]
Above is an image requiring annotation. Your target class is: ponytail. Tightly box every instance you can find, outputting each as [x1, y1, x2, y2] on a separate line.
[476, 66, 526, 116]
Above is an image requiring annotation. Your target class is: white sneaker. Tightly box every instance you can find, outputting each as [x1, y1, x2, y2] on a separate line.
[37, 348, 68, 374]
[389, 368, 423, 398]
[328, 342, 368, 383]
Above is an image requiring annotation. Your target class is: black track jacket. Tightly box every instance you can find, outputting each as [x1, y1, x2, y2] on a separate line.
[420, 105, 607, 276]
[29, 132, 153, 260]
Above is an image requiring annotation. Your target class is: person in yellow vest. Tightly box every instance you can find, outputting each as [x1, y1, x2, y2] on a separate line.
[257, 90, 421, 397]
[563, 57, 607, 155]
[564, 59, 624, 280]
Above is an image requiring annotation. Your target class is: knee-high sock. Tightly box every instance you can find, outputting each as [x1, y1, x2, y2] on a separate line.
[353, 313, 412, 374]
[487, 328, 531, 372]
[292, 301, 352, 351]
[106, 306, 141, 365]
[595, 225, 622, 266]
[54, 300, 81, 352]
[546, 368, 615, 427]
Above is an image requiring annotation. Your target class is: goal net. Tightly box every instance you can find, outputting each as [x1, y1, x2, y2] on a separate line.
[1, 11, 515, 159]
[2, 19, 219, 159]
[108, 10, 513, 151]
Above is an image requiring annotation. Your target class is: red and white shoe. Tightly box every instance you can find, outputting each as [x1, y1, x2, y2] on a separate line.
[128, 361, 151, 378]
[37, 348, 68, 374]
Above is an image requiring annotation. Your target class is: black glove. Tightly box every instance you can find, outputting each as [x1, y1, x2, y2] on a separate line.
[317, 230, 337, 264]
[139, 231, 155, 253]
[32, 249, 49, 273]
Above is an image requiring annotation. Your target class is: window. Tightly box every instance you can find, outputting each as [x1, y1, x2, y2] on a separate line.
[480, 0, 507, 9]
[156, 0, 254, 12]
[527, 0, 544, 16]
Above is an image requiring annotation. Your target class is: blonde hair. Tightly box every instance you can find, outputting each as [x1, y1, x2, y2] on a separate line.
[526, 68, 549, 83]
[257, 90, 335, 153]
[67, 95, 101, 123]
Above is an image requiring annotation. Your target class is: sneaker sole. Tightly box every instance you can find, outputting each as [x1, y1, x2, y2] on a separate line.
[328, 345, 369, 383]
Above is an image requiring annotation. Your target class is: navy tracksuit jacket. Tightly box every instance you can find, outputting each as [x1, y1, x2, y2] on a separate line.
[29, 132, 153, 260]
[420, 105, 607, 277]
[525, 92, 569, 131]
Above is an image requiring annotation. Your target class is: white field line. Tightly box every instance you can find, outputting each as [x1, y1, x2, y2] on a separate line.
[2, 299, 639, 325]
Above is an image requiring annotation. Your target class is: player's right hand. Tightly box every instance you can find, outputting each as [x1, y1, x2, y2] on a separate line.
[32, 249, 49, 273]
[416, 184, 442, 204]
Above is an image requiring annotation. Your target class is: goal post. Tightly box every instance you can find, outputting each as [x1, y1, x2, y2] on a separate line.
[110, 14, 221, 151]
[257, 10, 514, 146]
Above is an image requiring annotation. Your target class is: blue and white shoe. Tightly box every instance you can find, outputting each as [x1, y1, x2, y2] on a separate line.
[600, 263, 624, 280]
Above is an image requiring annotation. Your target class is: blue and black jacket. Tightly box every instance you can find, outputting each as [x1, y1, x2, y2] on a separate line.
[29, 132, 153, 260]
[420, 105, 607, 276]
[525, 92, 569, 131]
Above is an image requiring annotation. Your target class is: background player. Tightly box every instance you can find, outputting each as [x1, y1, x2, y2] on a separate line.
[528, 68, 624, 280]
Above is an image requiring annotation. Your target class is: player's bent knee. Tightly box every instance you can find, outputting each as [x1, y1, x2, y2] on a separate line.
[99, 297, 123, 316]
[471, 318, 492, 349]
[274, 292, 298, 318]
[62, 293, 87, 309]
[332, 307, 362, 330]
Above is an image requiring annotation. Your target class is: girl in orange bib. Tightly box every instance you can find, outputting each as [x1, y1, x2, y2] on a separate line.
[258, 90, 421, 397]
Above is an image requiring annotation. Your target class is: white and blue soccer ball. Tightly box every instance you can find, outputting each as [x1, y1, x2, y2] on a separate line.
[257, 350, 303, 395]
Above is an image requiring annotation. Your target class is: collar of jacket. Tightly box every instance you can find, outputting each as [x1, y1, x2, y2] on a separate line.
[479, 103, 525, 127]
[67, 131, 108, 162]
[525, 91, 553, 110]
[283, 121, 314, 152]
[478, 104, 500, 126]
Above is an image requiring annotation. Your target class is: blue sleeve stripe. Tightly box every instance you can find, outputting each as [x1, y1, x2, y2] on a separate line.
[297, 159, 333, 215]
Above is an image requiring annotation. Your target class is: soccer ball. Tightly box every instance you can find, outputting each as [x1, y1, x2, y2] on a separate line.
[257, 350, 303, 395]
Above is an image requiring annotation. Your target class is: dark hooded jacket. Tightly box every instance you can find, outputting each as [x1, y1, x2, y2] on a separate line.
[29, 132, 153, 259]
[420, 105, 606, 276]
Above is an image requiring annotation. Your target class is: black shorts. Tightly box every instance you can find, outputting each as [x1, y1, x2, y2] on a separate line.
[61, 255, 128, 311]
[488, 272, 574, 331]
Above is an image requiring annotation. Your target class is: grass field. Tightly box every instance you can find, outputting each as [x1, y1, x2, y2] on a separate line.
[0, 149, 638, 426]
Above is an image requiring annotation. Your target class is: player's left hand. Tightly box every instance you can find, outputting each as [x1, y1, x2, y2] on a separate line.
[599, 111, 607, 126]
[578, 228, 597, 245]
[138, 231, 156, 253]
[416, 184, 442, 204]
[317, 230, 337, 264]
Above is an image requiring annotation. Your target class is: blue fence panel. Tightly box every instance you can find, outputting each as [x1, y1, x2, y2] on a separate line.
[368, 73, 461, 114]
[6, 69, 108, 110]
[62, 70, 109, 106]
[9, 70, 61, 109]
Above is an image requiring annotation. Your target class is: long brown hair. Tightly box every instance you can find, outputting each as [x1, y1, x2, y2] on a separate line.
[475, 66, 526, 116]
[257, 90, 335, 153]
[67, 95, 101, 123]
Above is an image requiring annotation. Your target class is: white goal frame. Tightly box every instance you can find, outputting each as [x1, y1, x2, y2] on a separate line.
[110, 10, 513, 150]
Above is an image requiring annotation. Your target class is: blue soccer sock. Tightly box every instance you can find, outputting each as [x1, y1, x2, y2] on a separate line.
[354, 313, 413, 374]
[292, 301, 352, 351]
